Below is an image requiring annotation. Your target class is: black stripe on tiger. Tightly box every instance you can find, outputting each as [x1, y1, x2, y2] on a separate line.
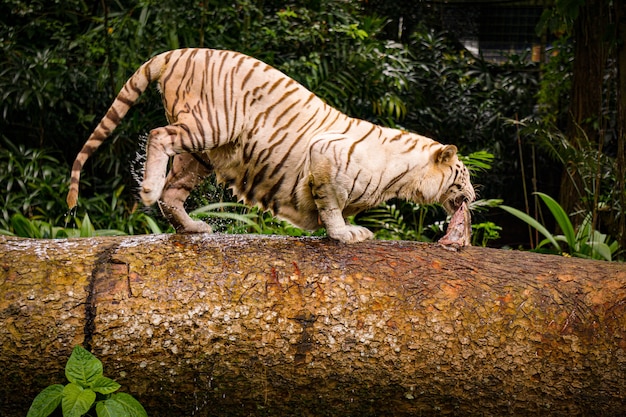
[346, 125, 378, 170]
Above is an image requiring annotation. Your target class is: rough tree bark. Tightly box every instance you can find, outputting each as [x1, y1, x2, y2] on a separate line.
[1, 234, 625, 416]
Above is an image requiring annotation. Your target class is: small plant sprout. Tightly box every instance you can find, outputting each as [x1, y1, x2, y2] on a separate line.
[27, 345, 147, 417]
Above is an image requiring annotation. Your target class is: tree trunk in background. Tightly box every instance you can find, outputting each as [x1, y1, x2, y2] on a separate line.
[1, 234, 626, 416]
[562, 0, 609, 220]
[615, 1, 626, 253]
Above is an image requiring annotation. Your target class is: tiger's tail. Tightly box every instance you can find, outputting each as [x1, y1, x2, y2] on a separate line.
[66, 53, 166, 209]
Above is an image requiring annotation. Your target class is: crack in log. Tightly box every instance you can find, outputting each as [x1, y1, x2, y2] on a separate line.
[84, 242, 119, 352]
[292, 311, 317, 365]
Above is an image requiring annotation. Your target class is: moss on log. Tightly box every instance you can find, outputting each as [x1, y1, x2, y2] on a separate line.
[1, 234, 626, 416]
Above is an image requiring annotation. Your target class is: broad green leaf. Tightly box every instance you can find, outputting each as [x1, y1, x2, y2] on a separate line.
[105, 393, 148, 417]
[65, 346, 103, 387]
[90, 375, 121, 394]
[591, 229, 608, 243]
[534, 192, 576, 249]
[96, 398, 127, 417]
[62, 383, 96, 417]
[26, 384, 63, 417]
[587, 240, 612, 261]
[500, 204, 561, 251]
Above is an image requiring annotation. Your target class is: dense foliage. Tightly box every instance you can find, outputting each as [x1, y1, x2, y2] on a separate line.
[0, 0, 622, 259]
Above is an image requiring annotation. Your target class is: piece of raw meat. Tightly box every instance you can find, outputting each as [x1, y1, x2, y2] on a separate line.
[438, 201, 471, 251]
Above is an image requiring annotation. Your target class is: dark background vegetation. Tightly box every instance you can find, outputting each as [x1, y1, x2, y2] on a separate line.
[1, 0, 624, 260]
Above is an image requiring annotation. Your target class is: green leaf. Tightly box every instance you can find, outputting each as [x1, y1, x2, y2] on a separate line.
[459, 150, 494, 173]
[79, 214, 95, 237]
[575, 213, 593, 243]
[94, 229, 128, 237]
[190, 203, 263, 233]
[468, 198, 503, 212]
[62, 383, 96, 417]
[10, 213, 41, 238]
[65, 346, 103, 387]
[500, 204, 561, 251]
[99, 393, 148, 417]
[141, 214, 163, 234]
[96, 398, 127, 417]
[534, 192, 576, 249]
[536, 237, 557, 249]
[586, 240, 612, 261]
[26, 384, 63, 417]
[90, 375, 121, 394]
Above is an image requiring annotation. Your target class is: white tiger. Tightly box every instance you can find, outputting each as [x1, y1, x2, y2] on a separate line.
[67, 48, 475, 243]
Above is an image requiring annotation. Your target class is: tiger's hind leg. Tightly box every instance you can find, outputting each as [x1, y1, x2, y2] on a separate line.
[157, 152, 213, 233]
[140, 124, 203, 206]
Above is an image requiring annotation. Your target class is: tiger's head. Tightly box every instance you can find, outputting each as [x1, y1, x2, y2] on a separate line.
[422, 144, 475, 214]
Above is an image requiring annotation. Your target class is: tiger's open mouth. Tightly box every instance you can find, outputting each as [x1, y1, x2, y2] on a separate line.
[444, 193, 472, 214]
[454, 194, 470, 210]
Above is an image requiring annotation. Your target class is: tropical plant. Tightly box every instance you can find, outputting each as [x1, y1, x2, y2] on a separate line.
[472, 221, 502, 247]
[0, 140, 164, 236]
[517, 116, 622, 249]
[459, 150, 495, 174]
[250, 208, 323, 237]
[2, 213, 111, 238]
[0, 140, 70, 230]
[273, 13, 414, 125]
[406, 29, 538, 147]
[189, 202, 262, 234]
[359, 201, 438, 242]
[188, 202, 324, 237]
[27, 345, 147, 417]
[501, 192, 620, 261]
[0, 212, 162, 238]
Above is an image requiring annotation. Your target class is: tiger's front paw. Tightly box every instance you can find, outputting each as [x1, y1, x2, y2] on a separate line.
[327, 225, 374, 243]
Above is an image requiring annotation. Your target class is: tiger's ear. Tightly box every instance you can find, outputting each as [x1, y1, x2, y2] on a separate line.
[435, 145, 457, 165]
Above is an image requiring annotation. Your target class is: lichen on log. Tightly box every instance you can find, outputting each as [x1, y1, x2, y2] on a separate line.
[1, 234, 626, 416]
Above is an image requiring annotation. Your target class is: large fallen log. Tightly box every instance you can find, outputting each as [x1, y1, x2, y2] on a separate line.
[1, 234, 625, 416]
